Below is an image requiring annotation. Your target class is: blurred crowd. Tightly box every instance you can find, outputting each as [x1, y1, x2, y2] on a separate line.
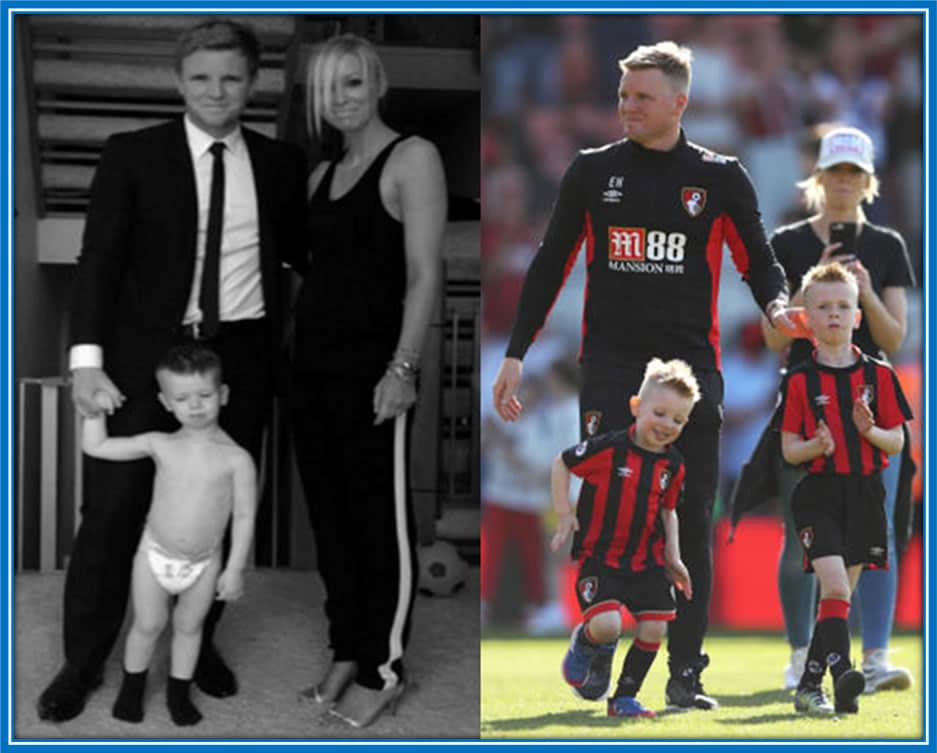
[479, 14, 924, 632]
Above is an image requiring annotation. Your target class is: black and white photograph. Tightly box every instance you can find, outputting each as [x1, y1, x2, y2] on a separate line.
[12, 12, 480, 739]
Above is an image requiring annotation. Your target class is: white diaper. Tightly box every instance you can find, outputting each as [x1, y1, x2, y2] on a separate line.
[140, 528, 214, 595]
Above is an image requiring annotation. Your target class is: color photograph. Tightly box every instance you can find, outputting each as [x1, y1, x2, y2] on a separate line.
[479, 11, 927, 741]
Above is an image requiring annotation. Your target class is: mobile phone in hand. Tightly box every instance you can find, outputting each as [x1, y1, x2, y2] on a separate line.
[829, 221, 858, 259]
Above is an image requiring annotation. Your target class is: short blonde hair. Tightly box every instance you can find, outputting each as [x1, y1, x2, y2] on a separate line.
[306, 33, 388, 138]
[638, 357, 700, 404]
[618, 41, 693, 95]
[801, 261, 859, 301]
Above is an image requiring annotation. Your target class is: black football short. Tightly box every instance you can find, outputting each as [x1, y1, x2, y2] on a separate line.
[791, 473, 887, 571]
[574, 556, 677, 623]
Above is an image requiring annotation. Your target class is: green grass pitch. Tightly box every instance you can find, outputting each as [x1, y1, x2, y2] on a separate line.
[481, 632, 923, 740]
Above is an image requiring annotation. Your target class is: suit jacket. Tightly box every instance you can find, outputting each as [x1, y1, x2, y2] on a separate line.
[69, 118, 308, 395]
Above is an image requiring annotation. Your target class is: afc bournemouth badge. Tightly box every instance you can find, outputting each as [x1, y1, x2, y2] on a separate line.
[659, 468, 672, 491]
[681, 187, 707, 217]
[584, 410, 603, 436]
[799, 526, 814, 551]
[856, 383, 875, 405]
[578, 576, 598, 604]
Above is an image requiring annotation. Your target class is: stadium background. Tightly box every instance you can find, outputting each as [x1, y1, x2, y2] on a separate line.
[479, 13, 924, 635]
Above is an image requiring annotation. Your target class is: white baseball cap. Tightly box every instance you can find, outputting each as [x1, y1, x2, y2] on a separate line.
[816, 127, 875, 173]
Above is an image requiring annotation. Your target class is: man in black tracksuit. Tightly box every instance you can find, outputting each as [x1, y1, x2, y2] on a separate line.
[492, 41, 793, 710]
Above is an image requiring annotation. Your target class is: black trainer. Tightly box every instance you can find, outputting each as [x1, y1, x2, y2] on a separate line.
[833, 668, 865, 714]
[665, 654, 719, 711]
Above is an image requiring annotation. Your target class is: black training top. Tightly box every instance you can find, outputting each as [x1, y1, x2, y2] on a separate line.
[770, 218, 916, 366]
[506, 130, 788, 371]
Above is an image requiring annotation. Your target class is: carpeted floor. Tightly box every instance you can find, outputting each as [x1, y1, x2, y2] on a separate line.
[13, 568, 480, 741]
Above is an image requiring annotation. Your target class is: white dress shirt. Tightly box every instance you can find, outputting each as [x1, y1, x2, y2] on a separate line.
[70, 116, 263, 370]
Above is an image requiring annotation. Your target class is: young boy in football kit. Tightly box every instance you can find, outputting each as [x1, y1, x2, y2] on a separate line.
[551, 358, 698, 718]
[780, 262, 911, 717]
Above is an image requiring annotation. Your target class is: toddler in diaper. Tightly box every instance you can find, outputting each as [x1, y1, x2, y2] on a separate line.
[82, 344, 256, 726]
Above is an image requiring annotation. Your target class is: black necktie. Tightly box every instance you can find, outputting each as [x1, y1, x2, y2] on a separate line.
[199, 141, 225, 339]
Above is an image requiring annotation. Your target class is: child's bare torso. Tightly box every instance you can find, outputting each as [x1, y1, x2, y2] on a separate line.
[145, 430, 242, 559]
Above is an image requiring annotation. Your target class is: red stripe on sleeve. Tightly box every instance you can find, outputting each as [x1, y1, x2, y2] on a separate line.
[723, 213, 752, 279]
[578, 213, 595, 362]
[780, 372, 807, 434]
[531, 223, 589, 355]
[569, 447, 615, 485]
[705, 217, 725, 369]
[877, 363, 909, 428]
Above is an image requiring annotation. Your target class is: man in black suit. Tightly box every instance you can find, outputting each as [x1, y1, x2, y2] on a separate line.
[37, 19, 307, 722]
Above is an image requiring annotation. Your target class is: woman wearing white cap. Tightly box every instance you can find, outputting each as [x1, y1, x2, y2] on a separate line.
[759, 125, 916, 697]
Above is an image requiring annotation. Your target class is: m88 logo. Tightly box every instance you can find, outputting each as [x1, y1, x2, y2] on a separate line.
[608, 227, 687, 262]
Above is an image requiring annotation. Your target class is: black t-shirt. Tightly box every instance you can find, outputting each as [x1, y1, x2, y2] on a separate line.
[771, 219, 916, 367]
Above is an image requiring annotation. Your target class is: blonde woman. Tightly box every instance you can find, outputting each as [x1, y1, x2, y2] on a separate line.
[291, 34, 447, 728]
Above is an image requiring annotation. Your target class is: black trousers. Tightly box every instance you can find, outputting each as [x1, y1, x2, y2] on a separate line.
[580, 360, 723, 670]
[63, 322, 272, 677]
[290, 370, 418, 690]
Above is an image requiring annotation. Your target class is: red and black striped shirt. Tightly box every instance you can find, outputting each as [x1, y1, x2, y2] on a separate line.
[780, 347, 912, 475]
[562, 425, 685, 572]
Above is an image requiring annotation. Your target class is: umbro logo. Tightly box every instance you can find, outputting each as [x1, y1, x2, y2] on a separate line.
[814, 394, 831, 406]
[616, 466, 633, 478]
[603, 176, 625, 204]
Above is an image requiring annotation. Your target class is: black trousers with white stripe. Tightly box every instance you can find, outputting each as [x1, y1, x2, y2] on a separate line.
[290, 370, 418, 690]
[579, 360, 723, 672]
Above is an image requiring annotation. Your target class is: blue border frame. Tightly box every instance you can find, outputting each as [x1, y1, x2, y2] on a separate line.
[1, 1, 933, 751]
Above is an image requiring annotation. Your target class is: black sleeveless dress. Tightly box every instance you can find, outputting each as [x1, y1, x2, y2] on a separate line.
[294, 135, 407, 379]
[290, 135, 418, 692]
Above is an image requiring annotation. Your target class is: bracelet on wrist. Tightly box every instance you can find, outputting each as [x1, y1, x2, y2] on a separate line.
[386, 362, 417, 384]
[388, 356, 419, 377]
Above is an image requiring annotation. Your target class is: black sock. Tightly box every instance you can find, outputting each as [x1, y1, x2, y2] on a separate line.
[800, 623, 828, 690]
[824, 618, 852, 682]
[816, 598, 852, 683]
[112, 668, 147, 723]
[167, 676, 202, 726]
[614, 638, 659, 699]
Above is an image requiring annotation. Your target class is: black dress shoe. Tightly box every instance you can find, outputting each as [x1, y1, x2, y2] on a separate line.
[37, 664, 99, 722]
[194, 643, 237, 698]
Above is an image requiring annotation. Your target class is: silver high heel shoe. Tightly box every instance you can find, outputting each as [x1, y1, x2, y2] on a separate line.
[299, 661, 357, 707]
[328, 681, 408, 728]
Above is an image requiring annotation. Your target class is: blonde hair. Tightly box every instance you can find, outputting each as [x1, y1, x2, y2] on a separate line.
[618, 41, 693, 95]
[801, 261, 859, 301]
[305, 33, 388, 138]
[638, 358, 701, 404]
[796, 172, 880, 214]
[796, 124, 880, 213]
